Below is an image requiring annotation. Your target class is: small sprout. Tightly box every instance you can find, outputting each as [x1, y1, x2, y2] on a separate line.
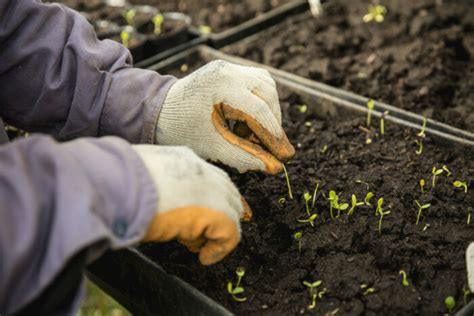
[463, 287, 471, 305]
[198, 25, 212, 34]
[356, 180, 370, 190]
[442, 165, 452, 176]
[180, 64, 188, 73]
[312, 182, 320, 208]
[303, 280, 324, 310]
[423, 223, 430, 231]
[297, 104, 308, 113]
[415, 200, 431, 225]
[328, 190, 349, 219]
[320, 145, 328, 154]
[399, 270, 409, 287]
[304, 192, 312, 216]
[278, 197, 286, 205]
[377, 207, 390, 236]
[431, 167, 444, 189]
[366, 138, 373, 144]
[153, 14, 164, 35]
[415, 139, 423, 155]
[120, 30, 130, 48]
[364, 192, 375, 205]
[453, 180, 468, 193]
[417, 116, 427, 137]
[445, 296, 455, 313]
[305, 121, 312, 127]
[297, 213, 318, 227]
[375, 197, 384, 217]
[467, 207, 471, 225]
[366, 99, 375, 127]
[282, 164, 293, 200]
[363, 4, 387, 23]
[227, 267, 247, 302]
[363, 287, 376, 295]
[123, 9, 136, 26]
[419, 179, 425, 193]
[347, 194, 364, 216]
[380, 111, 389, 136]
[294, 232, 303, 252]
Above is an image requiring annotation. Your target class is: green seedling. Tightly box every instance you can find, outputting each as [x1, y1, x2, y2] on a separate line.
[303, 280, 326, 310]
[366, 137, 373, 144]
[366, 99, 375, 127]
[375, 197, 383, 216]
[363, 4, 387, 23]
[304, 192, 312, 216]
[418, 116, 427, 137]
[227, 267, 247, 302]
[463, 287, 471, 305]
[298, 192, 318, 227]
[198, 25, 212, 34]
[282, 164, 293, 200]
[364, 192, 375, 205]
[120, 30, 130, 48]
[320, 144, 328, 154]
[294, 232, 303, 253]
[415, 139, 423, 155]
[312, 182, 320, 208]
[415, 200, 431, 225]
[297, 213, 318, 227]
[380, 111, 389, 136]
[453, 180, 468, 193]
[348, 194, 364, 216]
[399, 270, 409, 287]
[431, 167, 444, 189]
[467, 208, 471, 225]
[442, 165, 452, 176]
[153, 14, 164, 35]
[361, 284, 376, 295]
[377, 206, 390, 236]
[278, 197, 286, 205]
[297, 104, 308, 113]
[356, 180, 370, 190]
[328, 190, 349, 219]
[123, 9, 136, 26]
[419, 179, 426, 193]
[445, 296, 455, 313]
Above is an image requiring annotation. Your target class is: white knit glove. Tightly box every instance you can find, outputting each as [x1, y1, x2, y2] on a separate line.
[132, 145, 247, 265]
[155, 60, 295, 174]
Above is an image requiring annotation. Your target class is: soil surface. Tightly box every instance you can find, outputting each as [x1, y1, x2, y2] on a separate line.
[128, 0, 293, 33]
[223, 0, 474, 132]
[140, 58, 474, 315]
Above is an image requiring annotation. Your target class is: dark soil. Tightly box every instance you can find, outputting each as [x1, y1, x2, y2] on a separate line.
[128, 0, 293, 33]
[140, 58, 474, 315]
[223, 0, 474, 133]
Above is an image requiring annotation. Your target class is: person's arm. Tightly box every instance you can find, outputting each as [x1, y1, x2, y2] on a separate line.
[0, 0, 176, 143]
[0, 135, 157, 314]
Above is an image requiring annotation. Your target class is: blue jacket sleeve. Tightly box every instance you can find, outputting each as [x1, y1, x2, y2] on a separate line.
[0, 0, 176, 144]
[0, 135, 157, 314]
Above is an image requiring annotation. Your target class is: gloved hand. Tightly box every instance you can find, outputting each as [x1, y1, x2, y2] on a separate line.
[155, 60, 295, 174]
[132, 144, 247, 265]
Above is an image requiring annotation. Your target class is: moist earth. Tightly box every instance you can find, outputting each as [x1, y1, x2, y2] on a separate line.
[140, 60, 474, 315]
[223, 0, 474, 132]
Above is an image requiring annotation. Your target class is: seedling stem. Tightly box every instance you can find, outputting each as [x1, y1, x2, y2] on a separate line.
[366, 99, 375, 127]
[431, 167, 443, 189]
[415, 200, 431, 225]
[227, 267, 247, 302]
[380, 111, 389, 135]
[294, 232, 303, 253]
[399, 270, 409, 287]
[419, 179, 425, 193]
[453, 180, 468, 193]
[415, 139, 423, 155]
[282, 164, 293, 200]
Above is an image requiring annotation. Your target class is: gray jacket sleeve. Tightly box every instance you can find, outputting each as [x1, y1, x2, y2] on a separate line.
[0, 0, 177, 144]
[0, 135, 158, 314]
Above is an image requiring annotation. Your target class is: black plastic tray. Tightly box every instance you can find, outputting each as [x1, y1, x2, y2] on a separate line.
[189, 1, 309, 49]
[87, 46, 473, 316]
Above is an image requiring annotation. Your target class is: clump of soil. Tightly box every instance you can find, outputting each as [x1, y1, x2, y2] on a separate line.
[224, 0, 474, 132]
[141, 58, 474, 315]
[128, 0, 292, 33]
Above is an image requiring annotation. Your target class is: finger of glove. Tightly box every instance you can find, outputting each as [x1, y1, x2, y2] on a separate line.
[251, 80, 282, 125]
[238, 64, 276, 89]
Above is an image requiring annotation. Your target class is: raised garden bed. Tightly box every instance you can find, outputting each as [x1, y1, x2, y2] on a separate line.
[223, 0, 474, 133]
[89, 47, 474, 316]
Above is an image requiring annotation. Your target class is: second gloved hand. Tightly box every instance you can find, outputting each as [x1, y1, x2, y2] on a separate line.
[155, 60, 295, 174]
[132, 144, 244, 265]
